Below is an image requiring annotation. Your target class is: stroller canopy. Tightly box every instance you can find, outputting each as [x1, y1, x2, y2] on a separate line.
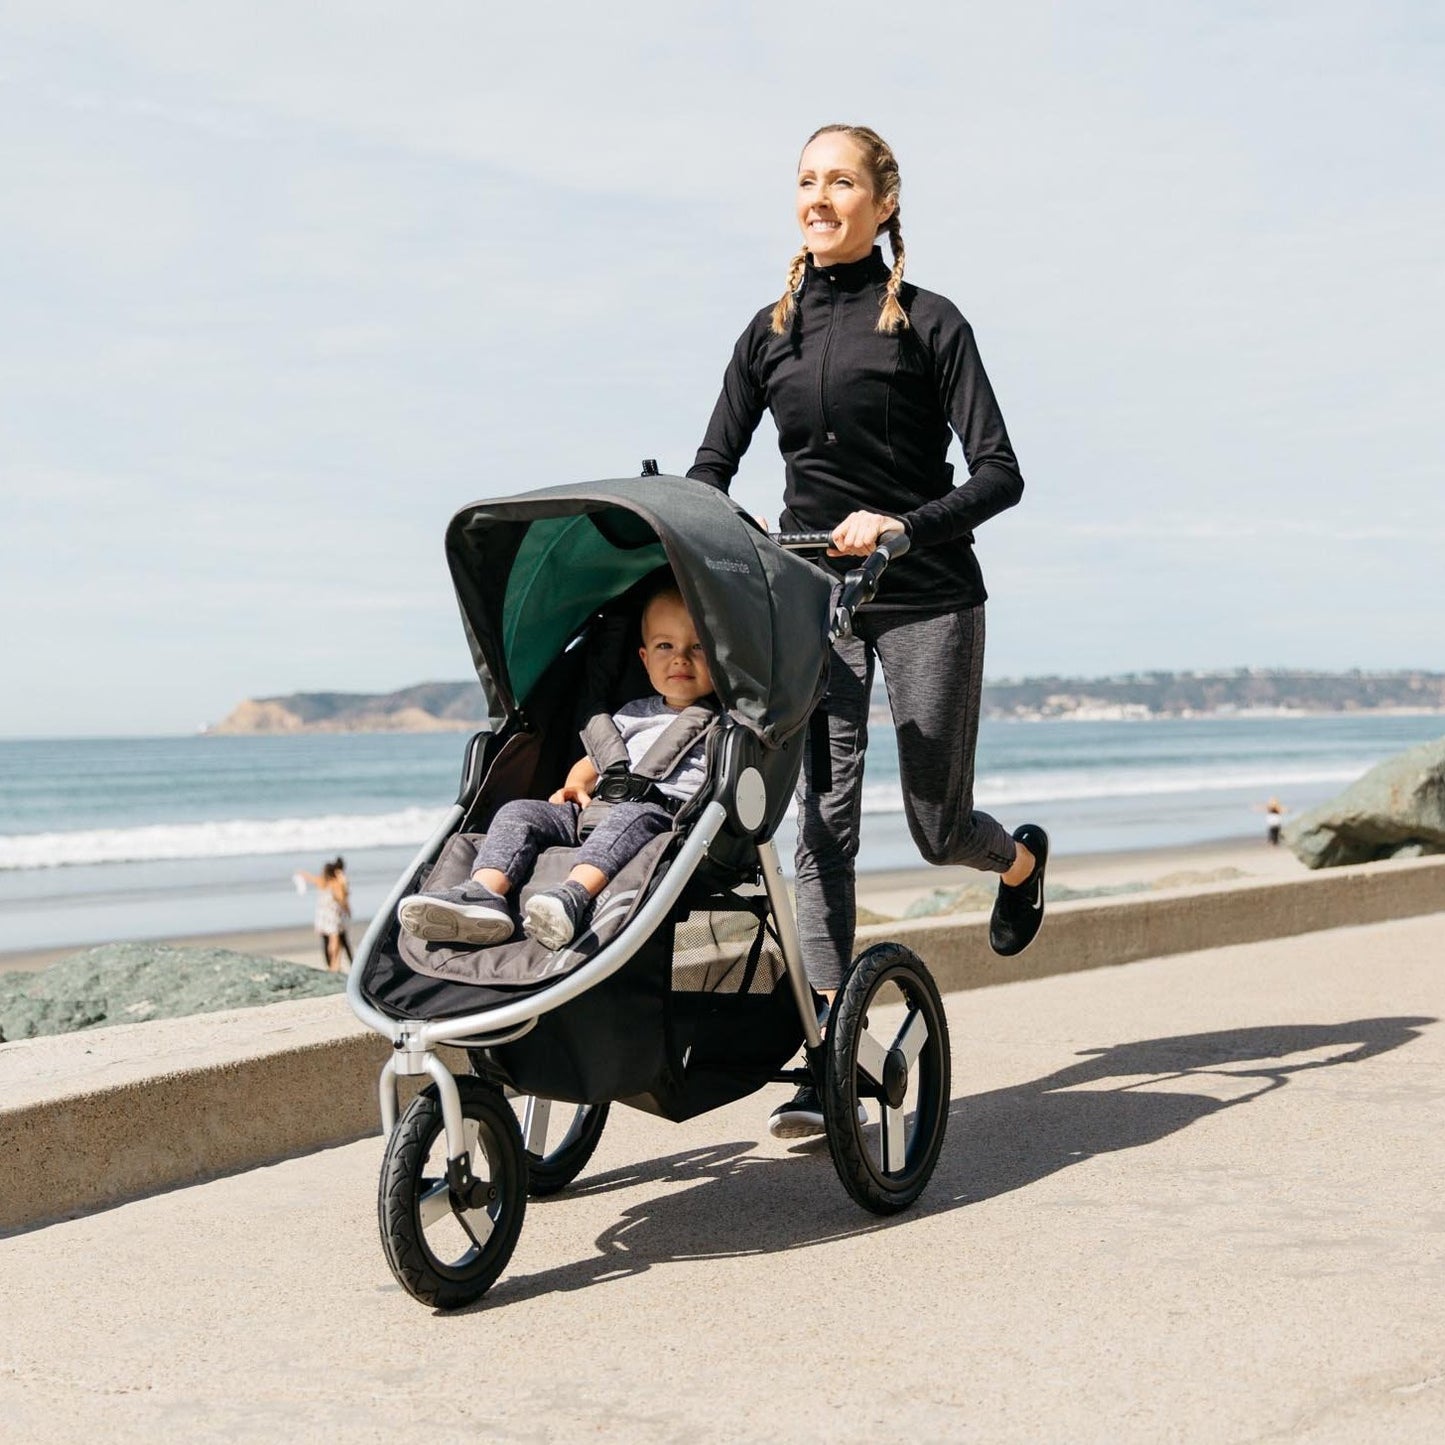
[445, 475, 833, 748]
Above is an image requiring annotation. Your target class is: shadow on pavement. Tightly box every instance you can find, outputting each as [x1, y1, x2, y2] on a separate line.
[949, 1015, 1434, 1204]
[480, 1015, 1434, 1312]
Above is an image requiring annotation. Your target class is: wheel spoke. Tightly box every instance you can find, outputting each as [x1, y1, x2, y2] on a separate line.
[439, 1116, 496, 1247]
[521, 1095, 553, 1156]
[855, 1028, 889, 1089]
[881, 1105, 908, 1173]
[893, 1008, 929, 1068]
[417, 1178, 453, 1230]
[454, 1202, 496, 1250]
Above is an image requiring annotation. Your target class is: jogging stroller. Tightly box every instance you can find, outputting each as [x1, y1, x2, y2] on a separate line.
[348, 471, 952, 1308]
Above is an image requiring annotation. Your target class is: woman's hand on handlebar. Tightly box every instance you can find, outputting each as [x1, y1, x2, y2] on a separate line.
[828, 511, 906, 557]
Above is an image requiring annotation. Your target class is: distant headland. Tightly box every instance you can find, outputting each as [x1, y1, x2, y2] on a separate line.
[983, 669, 1445, 721]
[206, 682, 489, 735]
[204, 670, 1445, 734]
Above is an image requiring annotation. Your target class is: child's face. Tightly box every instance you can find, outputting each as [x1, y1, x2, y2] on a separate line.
[639, 593, 713, 709]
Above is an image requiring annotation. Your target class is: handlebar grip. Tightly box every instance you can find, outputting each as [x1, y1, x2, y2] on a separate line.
[775, 528, 912, 557]
[774, 530, 836, 552]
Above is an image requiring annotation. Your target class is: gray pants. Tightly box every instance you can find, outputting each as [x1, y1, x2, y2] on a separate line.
[473, 798, 673, 887]
[794, 604, 1017, 990]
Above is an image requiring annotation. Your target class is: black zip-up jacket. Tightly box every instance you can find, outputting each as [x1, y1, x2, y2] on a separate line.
[688, 248, 1024, 611]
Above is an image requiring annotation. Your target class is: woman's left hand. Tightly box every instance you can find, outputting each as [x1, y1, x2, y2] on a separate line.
[828, 511, 906, 557]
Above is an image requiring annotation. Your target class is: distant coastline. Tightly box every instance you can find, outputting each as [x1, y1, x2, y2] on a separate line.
[204, 670, 1445, 734]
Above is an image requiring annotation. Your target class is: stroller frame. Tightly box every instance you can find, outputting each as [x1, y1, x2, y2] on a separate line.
[348, 476, 952, 1309]
[349, 813, 818, 1142]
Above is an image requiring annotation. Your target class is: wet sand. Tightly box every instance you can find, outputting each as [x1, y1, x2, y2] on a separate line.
[0, 836, 1304, 978]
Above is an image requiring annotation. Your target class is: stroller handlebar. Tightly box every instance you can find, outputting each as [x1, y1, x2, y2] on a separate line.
[772, 529, 837, 551]
[774, 528, 912, 640]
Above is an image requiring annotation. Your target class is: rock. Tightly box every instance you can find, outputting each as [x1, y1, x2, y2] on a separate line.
[1285, 736, 1445, 868]
[0, 943, 346, 1042]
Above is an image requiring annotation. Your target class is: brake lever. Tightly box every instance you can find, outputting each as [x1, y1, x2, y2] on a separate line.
[832, 531, 911, 639]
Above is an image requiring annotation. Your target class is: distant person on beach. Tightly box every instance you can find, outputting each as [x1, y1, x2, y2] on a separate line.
[688, 122, 1046, 1139]
[295, 858, 351, 970]
[330, 857, 354, 965]
[395, 581, 715, 952]
[1257, 798, 1288, 846]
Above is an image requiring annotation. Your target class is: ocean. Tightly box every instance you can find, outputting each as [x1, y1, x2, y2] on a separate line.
[2, 713, 1441, 954]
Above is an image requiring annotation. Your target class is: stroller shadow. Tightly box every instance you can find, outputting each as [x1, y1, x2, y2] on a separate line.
[476, 1015, 1433, 1312]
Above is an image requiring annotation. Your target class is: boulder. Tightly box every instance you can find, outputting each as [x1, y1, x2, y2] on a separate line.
[1285, 736, 1445, 868]
[0, 943, 346, 1042]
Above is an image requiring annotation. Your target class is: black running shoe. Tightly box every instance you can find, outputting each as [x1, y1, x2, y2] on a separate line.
[523, 880, 594, 951]
[769, 1083, 826, 1139]
[397, 881, 514, 946]
[767, 1082, 868, 1139]
[989, 823, 1050, 957]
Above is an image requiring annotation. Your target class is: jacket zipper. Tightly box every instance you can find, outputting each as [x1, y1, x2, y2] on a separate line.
[818, 274, 838, 444]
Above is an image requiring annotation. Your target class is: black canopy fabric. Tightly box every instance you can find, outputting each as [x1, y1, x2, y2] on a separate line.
[445, 475, 833, 748]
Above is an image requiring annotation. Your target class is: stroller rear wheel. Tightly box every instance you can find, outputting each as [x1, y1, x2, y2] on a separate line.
[508, 1094, 611, 1197]
[823, 942, 951, 1215]
[378, 1075, 527, 1309]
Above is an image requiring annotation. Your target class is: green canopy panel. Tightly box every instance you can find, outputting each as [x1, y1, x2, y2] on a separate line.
[502, 514, 667, 705]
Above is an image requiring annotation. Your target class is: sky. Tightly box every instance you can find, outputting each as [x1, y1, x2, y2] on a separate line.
[1, 2, 1441, 737]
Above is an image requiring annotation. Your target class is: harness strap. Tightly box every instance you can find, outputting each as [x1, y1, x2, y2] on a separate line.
[807, 703, 833, 794]
[581, 711, 630, 774]
[631, 703, 718, 780]
[581, 702, 719, 787]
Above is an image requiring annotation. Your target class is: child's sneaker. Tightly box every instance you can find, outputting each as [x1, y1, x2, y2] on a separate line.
[397, 881, 514, 946]
[523, 880, 594, 951]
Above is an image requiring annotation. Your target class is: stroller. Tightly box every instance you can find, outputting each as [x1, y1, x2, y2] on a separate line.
[348, 471, 952, 1308]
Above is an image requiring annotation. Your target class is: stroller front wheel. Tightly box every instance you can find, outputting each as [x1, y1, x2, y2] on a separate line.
[378, 1075, 527, 1309]
[823, 942, 951, 1215]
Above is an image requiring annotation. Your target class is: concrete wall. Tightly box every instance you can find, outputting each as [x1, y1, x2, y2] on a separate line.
[3, 854, 1443, 1235]
[882, 851, 1445, 993]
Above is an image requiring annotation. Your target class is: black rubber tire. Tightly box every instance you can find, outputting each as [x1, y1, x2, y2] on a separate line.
[516, 1099, 611, 1198]
[823, 941, 951, 1215]
[377, 1075, 527, 1309]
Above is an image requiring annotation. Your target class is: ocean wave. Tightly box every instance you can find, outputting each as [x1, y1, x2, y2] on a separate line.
[856, 762, 1370, 814]
[0, 807, 448, 871]
[0, 760, 1374, 870]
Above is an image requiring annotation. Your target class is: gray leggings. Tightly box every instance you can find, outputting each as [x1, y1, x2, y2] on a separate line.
[794, 604, 1016, 990]
[472, 797, 673, 887]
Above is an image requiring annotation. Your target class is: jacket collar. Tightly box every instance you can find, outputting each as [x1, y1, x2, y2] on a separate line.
[804, 246, 889, 294]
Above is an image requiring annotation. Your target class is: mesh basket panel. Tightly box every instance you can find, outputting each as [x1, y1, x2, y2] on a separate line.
[669, 887, 786, 997]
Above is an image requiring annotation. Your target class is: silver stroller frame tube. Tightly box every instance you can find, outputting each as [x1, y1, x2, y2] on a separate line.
[347, 800, 821, 1164]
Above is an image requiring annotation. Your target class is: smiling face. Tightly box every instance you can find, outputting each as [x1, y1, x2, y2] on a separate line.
[639, 590, 713, 710]
[795, 129, 896, 268]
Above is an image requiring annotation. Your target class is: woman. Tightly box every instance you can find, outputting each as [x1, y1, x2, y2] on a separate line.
[330, 856, 354, 966]
[688, 124, 1048, 1137]
[297, 858, 351, 971]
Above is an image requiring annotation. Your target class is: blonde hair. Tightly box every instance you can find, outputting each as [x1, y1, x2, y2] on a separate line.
[771, 124, 907, 336]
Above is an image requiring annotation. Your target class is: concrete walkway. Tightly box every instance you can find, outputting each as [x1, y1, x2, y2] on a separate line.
[3, 914, 1443, 1443]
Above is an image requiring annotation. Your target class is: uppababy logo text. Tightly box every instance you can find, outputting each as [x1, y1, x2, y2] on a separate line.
[704, 557, 751, 574]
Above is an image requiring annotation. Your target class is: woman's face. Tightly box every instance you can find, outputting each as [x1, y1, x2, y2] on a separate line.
[795, 131, 894, 267]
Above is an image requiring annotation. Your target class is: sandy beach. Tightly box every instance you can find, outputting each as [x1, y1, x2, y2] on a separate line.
[0, 835, 1306, 978]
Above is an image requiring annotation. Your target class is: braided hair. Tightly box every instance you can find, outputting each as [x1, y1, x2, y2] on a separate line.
[771, 124, 908, 336]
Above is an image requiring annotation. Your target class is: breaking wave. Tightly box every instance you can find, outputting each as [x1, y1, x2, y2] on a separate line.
[0, 807, 448, 871]
[0, 758, 1373, 870]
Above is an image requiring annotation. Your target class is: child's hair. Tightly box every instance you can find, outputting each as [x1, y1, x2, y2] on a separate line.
[640, 579, 686, 634]
[771, 123, 907, 337]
